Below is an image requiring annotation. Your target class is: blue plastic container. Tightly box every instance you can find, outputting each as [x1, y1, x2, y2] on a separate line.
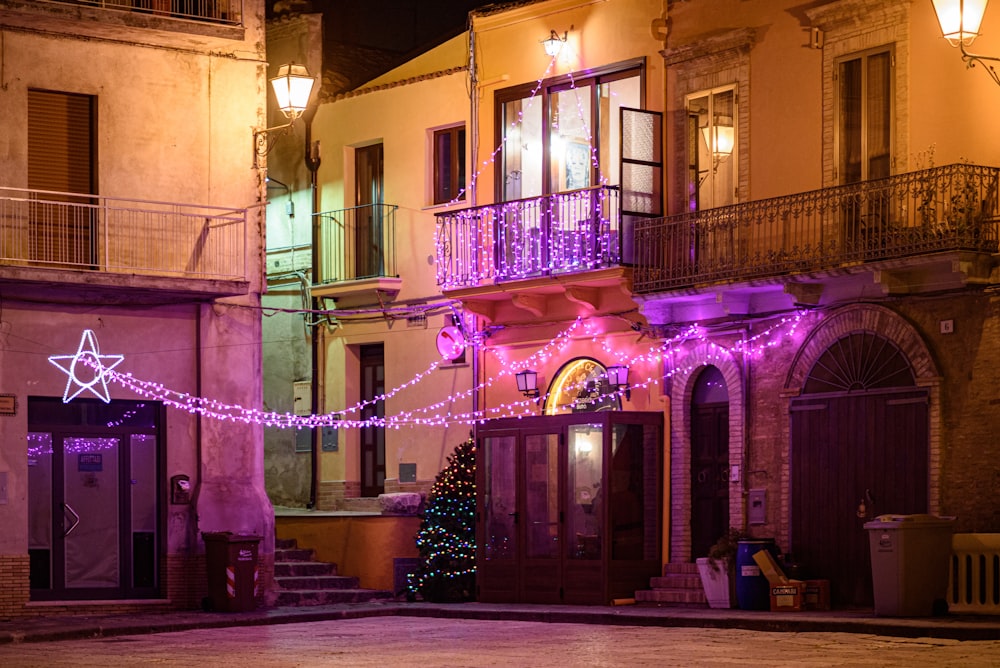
[735, 539, 778, 611]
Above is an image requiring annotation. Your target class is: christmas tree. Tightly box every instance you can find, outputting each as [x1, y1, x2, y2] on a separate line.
[408, 435, 476, 602]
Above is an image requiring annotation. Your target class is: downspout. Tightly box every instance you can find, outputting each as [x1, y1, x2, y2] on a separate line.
[468, 19, 481, 431]
[304, 106, 322, 509]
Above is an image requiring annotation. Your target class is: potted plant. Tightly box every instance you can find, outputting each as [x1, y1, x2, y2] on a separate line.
[696, 527, 748, 609]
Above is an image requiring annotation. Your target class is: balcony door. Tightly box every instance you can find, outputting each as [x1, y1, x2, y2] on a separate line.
[28, 89, 97, 268]
[355, 143, 384, 279]
[360, 343, 385, 497]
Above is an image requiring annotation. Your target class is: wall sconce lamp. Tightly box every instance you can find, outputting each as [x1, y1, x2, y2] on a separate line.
[606, 364, 631, 401]
[515, 369, 540, 399]
[932, 0, 1000, 86]
[542, 30, 568, 57]
[253, 62, 316, 167]
[702, 120, 735, 162]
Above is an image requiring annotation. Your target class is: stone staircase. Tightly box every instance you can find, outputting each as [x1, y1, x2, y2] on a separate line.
[634, 562, 708, 606]
[274, 538, 395, 606]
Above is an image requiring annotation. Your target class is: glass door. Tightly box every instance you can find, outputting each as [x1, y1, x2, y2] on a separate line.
[520, 432, 560, 603]
[63, 436, 121, 588]
[27, 397, 161, 600]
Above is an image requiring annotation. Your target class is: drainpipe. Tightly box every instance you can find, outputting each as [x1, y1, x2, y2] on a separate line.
[468, 20, 480, 431]
[304, 107, 322, 509]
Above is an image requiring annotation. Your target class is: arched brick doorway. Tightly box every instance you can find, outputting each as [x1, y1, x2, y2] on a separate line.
[787, 307, 937, 608]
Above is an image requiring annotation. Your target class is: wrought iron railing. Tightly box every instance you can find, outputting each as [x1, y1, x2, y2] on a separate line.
[32, 0, 241, 25]
[0, 187, 247, 280]
[435, 185, 622, 289]
[634, 163, 1000, 293]
[315, 203, 398, 284]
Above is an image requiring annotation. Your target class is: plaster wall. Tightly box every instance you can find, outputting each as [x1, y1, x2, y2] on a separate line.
[305, 36, 474, 501]
[0, 0, 271, 611]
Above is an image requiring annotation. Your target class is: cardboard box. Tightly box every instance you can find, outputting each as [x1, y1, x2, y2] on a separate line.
[803, 579, 831, 611]
[752, 547, 789, 584]
[770, 581, 805, 612]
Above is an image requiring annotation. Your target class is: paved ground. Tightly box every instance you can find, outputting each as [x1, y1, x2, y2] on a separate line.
[3, 615, 1000, 667]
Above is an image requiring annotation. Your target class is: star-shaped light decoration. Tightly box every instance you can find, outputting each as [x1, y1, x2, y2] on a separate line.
[48, 329, 125, 403]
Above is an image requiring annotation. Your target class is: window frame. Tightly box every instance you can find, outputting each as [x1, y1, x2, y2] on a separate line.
[431, 124, 466, 205]
[493, 59, 646, 202]
[833, 44, 895, 185]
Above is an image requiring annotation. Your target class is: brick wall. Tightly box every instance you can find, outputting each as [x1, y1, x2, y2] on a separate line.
[0, 554, 29, 619]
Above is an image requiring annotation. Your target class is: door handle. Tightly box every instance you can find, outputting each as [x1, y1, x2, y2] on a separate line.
[63, 503, 81, 537]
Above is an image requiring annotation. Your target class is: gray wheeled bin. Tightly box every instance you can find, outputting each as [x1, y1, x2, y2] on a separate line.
[863, 514, 954, 617]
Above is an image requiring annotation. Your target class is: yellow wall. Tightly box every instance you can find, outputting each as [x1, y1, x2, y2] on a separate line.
[276, 515, 420, 591]
[311, 35, 475, 496]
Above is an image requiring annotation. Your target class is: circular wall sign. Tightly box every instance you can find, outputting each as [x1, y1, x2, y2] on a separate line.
[436, 326, 465, 361]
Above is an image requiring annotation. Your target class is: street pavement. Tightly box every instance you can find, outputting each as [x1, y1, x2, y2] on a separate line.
[2, 601, 1000, 666]
[2, 614, 1000, 667]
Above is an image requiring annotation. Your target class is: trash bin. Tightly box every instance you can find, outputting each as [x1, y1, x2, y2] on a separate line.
[202, 532, 261, 612]
[735, 539, 778, 610]
[864, 514, 955, 617]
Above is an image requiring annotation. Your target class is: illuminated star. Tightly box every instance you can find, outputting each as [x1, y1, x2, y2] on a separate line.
[48, 329, 125, 403]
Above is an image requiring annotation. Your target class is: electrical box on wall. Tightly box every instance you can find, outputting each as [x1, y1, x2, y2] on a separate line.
[748, 488, 766, 525]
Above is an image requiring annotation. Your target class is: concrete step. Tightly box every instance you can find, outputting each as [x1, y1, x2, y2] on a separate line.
[274, 588, 395, 607]
[275, 575, 360, 590]
[275, 538, 298, 550]
[662, 562, 700, 575]
[274, 560, 337, 578]
[338, 497, 383, 513]
[275, 547, 315, 562]
[650, 573, 703, 589]
[635, 588, 707, 605]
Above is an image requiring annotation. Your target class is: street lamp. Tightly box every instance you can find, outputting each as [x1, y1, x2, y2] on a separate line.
[515, 369, 540, 399]
[253, 62, 316, 167]
[605, 364, 631, 401]
[932, 0, 1000, 86]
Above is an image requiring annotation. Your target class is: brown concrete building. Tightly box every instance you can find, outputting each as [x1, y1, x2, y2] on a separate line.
[0, 0, 274, 616]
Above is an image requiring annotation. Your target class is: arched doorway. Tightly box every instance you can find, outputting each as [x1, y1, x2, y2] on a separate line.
[790, 331, 928, 607]
[690, 366, 730, 560]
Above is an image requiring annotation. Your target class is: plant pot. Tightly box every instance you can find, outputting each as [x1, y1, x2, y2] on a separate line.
[697, 557, 735, 609]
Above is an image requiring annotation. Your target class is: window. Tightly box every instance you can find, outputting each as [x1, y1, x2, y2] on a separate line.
[28, 89, 97, 267]
[432, 125, 465, 204]
[686, 86, 736, 211]
[836, 47, 892, 184]
[497, 65, 643, 200]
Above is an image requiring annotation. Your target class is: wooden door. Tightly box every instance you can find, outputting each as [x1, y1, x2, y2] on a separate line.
[359, 344, 385, 497]
[690, 403, 729, 560]
[791, 389, 928, 606]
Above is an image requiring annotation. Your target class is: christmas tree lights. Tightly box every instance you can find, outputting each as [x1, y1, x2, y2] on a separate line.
[407, 435, 476, 602]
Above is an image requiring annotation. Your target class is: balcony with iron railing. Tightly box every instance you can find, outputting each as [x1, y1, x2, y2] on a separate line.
[435, 185, 622, 290]
[633, 163, 1000, 295]
[25, 0, 242, 25]
[312, 203, 399, 306]
[0, 187, 248, 296]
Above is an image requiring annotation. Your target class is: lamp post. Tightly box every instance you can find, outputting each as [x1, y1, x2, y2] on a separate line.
[932, 0, 1000, 86]
[252, 62, 316, 167]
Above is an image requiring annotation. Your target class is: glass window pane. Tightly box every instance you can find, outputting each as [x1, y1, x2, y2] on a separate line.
[839, 58, 862, 183]
[524, 434, 559, 559]
[567, 424, 602, 560]
[550, 86, 593, 192]
[599, 76, 641, 187]
[28, 433, 53, 590]
[867, 52, 891, 180]
[503, 98, 543, 200]
[484, 435, 517, 561]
